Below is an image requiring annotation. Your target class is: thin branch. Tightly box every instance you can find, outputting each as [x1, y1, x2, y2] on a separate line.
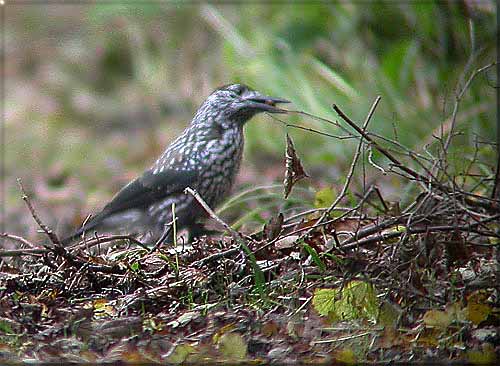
[332, 103, 500, 213]
[0, 247, 46, 257]
[184, 187, 244, 243]
[1, 232, 36, 248]
[17, 178, 60, 246]
[302, 96, 381, 238]
[267, 113, 355, 140]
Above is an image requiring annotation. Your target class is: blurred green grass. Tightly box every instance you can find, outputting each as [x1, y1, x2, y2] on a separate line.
[3, 2, 497, 235]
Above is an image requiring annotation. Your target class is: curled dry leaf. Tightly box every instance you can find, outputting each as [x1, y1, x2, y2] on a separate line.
[283, 134, 309, 199]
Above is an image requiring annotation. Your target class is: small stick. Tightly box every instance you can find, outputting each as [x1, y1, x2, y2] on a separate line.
[192, 247, 241, 267]
[184, 187, 243, 242]
[340, 213, 500, 251]
[312, 331, 372, 344]
[0, 233, 151, 258]
[17, 178, 60, 246]
[372, 186, 389, 212]
[492, 156, 500, 200]
[332, 104, 500, 212]
[325, 96, 381, 216]
[1, 232, 36, 248]
[0, 247, 46, 257]
[185, 187, 267, 294]
[267, 113, 355, 140]
[300, 96, 381, 241]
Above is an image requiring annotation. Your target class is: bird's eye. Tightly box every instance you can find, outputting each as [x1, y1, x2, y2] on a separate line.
[233, 86, 244, 95]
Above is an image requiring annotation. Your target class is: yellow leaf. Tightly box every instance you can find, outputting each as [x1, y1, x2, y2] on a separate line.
[212, 323, 236, 344]
[93, 299, 116, 317]
[333, 348, 356, 364]
[465, 303, 491, 325]
[423, 310, 451, 328]
[165, 344, 196, 364]
[467, 344, 497, 364]
[218, 333, 247, 361]
[312, 288, 338, 317]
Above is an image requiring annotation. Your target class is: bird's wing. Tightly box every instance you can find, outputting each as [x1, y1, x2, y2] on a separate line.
[102, 167, 198, 216]
[78, 167, 198, 232]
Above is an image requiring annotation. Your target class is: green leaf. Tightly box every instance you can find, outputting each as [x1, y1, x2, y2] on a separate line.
[314, 187, 336, 208]
[130, 262, 140, 272]
[0, 320, 14, 334]
[312, 288, 338, 317]
[240, 242, 267, 299]
[312, 281, 379, 321]
[303, 244, 326, 272]
[333, 348, 357, 364]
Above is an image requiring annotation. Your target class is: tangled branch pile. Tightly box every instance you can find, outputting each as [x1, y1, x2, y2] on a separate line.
[1, 65, 498, 363]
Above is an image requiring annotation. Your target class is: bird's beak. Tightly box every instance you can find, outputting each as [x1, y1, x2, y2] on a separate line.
[242, 91, 290, 113]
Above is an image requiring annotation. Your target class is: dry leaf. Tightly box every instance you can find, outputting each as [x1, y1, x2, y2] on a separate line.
[275, 235, 300, 250]
[284, 134, 309, 199]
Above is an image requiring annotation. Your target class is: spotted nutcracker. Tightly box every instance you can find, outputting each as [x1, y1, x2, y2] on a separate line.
[62, 84, 289, 245]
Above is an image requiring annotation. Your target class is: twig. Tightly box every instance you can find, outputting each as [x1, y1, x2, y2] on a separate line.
[17, 178, 60, 246]
[368, 144, 386, 174]
[286, 109, 355, 136]
[0, 247, 46, 257]
[492, 155, 500, 199]
[267, 113, 355, 140]
[1, 232, 36, 248]
[372, 186, 389, 212]
[340, 214, 500, 251]
[184, 187, 243, 242]
[326, 96, 381, 215]
[70, 234, 149, 251]
[332, 104, 500, 213]
[0, 233, 149, 258]
[300, 96, 381, 240]
[184, 187, 266, 296]
[150, 216, 177, 252]
[191, 247, 241, 267]
[332, 103, 427, 185]
[312, 331, 372, 344]
[434, 62, 496, 175]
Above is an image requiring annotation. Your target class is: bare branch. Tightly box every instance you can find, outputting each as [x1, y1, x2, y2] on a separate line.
[17, 178, 60, 246]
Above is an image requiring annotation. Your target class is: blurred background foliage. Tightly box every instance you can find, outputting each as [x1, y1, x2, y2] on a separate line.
[3, 1, 497, 238]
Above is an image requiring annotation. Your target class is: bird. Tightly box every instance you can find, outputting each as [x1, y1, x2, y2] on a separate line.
[62, 83, 289, 245]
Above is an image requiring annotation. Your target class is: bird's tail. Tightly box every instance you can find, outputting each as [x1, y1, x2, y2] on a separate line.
[60, 230, 83, 246]
[60, 215, 103, 245]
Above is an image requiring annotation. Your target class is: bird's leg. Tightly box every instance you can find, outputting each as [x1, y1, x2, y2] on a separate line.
[150, 223, 174, 251]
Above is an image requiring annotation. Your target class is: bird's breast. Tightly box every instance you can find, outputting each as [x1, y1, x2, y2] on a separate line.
[196, 127, 244, 206]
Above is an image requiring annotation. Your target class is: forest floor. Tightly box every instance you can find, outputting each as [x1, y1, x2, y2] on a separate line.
[1, 100, 498, 364]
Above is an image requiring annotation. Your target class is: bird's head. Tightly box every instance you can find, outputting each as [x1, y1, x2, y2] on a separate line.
[194, 83, 290, 126]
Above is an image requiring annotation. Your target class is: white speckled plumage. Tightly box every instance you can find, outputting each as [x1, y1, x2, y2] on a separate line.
[63, 84, 289, 245]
